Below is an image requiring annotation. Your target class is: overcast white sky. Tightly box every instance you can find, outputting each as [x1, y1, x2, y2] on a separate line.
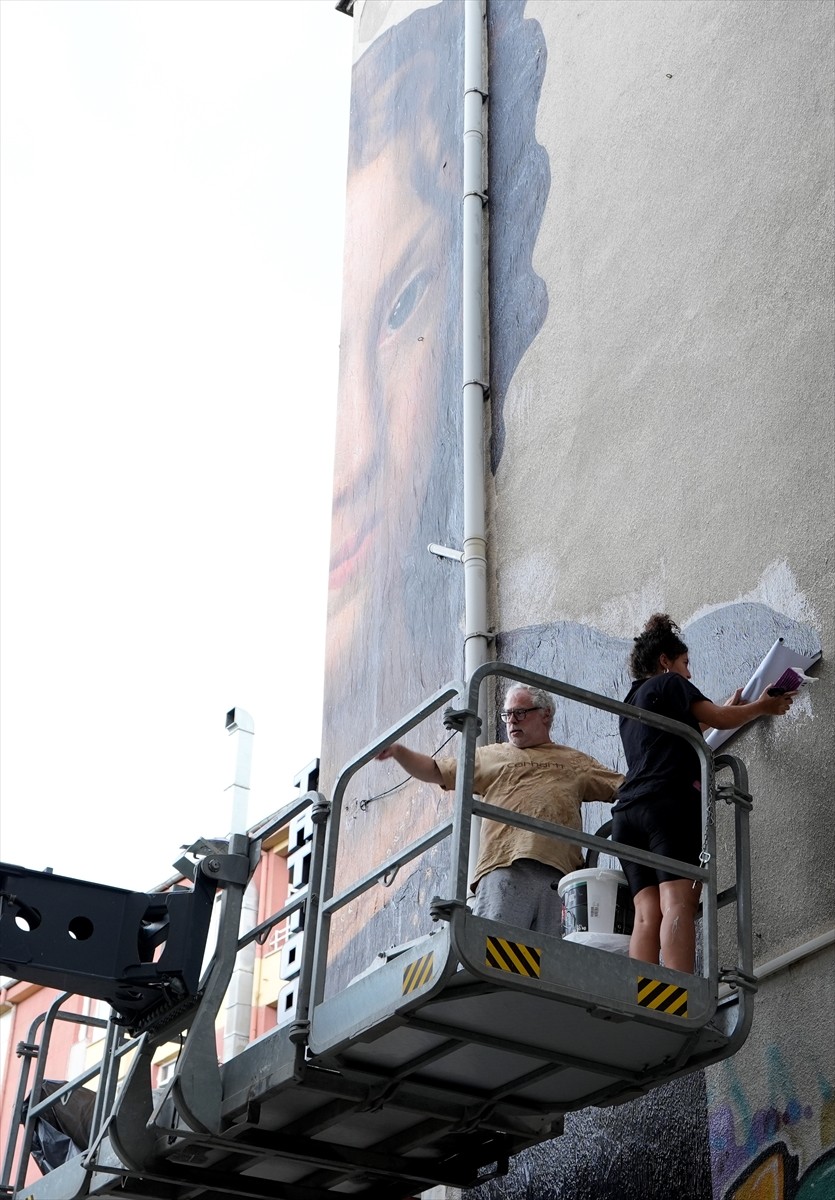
[0, 0, 353, 890]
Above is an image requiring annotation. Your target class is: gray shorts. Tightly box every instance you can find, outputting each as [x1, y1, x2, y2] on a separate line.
[471, 858, 565, 933]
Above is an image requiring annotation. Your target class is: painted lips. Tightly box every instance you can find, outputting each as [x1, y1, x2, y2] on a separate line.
[329, 516, 378, 594]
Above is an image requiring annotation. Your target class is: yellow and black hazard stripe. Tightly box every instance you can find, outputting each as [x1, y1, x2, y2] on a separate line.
[402, 952, 434, 995]
[637, 975, 688, 1017]
[485, 936, 542, 978]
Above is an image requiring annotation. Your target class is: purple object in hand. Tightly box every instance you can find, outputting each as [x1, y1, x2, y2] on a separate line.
[767, 667, 805, 696]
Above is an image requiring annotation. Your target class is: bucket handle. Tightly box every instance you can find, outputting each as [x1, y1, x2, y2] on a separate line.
[585, 820, 613, 869]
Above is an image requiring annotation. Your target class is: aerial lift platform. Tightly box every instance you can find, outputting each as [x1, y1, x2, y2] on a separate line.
[0, 664, 756, 1199]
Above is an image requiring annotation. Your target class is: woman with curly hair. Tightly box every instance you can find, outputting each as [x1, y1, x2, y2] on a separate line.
[612, 614, 793, 973]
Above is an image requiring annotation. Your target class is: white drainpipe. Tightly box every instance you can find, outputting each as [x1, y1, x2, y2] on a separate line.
[222, 880, 259, 1062]
[718, 928, 835, 1002]
[462, 0, 490, 886]
[222, 707, 256, 1059]
[225, 707, 255, 835]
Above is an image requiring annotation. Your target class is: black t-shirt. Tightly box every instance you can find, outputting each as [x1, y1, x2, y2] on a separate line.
[613, 673, 708, 809]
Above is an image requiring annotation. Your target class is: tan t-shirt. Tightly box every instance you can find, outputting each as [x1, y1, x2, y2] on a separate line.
[436, 741, 624, 888]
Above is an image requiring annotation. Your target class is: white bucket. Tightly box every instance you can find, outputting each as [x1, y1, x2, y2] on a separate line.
[558, 868, 634, 938]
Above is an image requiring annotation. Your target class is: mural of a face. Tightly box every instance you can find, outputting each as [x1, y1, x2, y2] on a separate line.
[319, 0, 551, 985]
[328, 122, 455, 670]
[323, 7, 464, 764]
[320, 4, 465, 977]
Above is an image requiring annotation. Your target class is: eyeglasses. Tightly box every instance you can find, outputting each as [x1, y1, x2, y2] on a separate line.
[500, 707, 541, 723]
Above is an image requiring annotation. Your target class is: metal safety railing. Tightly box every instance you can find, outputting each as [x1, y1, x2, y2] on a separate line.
[0, 996, 125, 1197]
[1, 667, 756, 1196]
[310, 663, 755, 1013]
[1, 792, 329, 1192]
[242, 789, 330, 1045]
[310, 680, 461, 1008]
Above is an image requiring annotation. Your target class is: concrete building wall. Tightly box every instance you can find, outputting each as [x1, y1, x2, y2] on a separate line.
[325, 1, 833, 1196]
[486, 1, 834, 1196]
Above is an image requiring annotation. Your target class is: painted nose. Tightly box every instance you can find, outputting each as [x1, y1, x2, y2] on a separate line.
[332, 331, 377, 508]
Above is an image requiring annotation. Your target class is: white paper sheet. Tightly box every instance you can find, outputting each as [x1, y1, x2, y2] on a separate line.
[704, 638, 822, 751]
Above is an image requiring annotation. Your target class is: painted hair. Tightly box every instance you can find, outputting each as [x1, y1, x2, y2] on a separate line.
[487, 0, 551, 471]
[629, 614, 688, 679]
[350, 0, 550, 476]
[504, 683, 555, 727]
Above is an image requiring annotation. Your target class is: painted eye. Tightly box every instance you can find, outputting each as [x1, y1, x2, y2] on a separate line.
[386, 271, 431, 335]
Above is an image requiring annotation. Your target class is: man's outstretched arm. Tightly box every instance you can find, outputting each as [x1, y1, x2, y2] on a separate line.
[376, 743, 445, 786]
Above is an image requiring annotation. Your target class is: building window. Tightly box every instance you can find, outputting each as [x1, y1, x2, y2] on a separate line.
[265, 922, 288, 956]
[156, 1058, 177, 1087]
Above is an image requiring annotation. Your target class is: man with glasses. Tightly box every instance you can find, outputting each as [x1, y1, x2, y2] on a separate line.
[377, 684, 623, 932]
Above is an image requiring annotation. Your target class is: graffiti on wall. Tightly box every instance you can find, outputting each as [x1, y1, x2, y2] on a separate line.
[719, 1144, 835, 1200]
[710, 1044, 835, 1199]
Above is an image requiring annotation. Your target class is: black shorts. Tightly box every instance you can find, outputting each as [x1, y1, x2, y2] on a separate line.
[611, 796, 701, 897]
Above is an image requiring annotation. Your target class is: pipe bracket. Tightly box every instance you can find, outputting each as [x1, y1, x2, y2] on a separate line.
[428, 543, 464, 562]
[442, 706, 482, 735]
[717, 782, 753, 811]
[463, 188, 489, 207]
[718, 967, 759, 994]
[462, 379, 490, 400]
[429, 895, 470, 923]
